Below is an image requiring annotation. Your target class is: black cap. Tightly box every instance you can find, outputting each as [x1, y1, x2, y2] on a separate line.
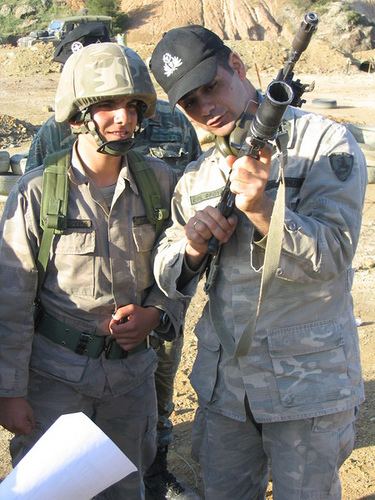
[53, 22, 111, 65]
[150, 25, 224, 108]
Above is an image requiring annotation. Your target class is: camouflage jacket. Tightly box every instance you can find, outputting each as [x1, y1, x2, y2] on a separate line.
[153, 106, 367, 423]
[25, 99, 201, 176]
[0, 145, 184, 398]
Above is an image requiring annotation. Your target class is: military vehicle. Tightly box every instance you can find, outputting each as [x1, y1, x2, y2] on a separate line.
[17, 15, 113, 48]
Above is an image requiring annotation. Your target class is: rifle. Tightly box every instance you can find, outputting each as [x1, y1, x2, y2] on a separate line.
[205, 12, 319, 290]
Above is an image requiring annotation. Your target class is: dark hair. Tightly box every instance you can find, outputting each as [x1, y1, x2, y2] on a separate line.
[216, 46, 234, 74]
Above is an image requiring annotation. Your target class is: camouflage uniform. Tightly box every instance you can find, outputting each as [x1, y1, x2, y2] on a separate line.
[153, 107, 367, 499]
[0, 44, 184, 499]
[25, 99, 201, 451]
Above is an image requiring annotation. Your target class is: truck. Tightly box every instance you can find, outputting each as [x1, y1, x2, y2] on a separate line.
[17, 15, 113, 48]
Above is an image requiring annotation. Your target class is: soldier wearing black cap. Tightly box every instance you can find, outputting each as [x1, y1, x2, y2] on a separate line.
[150, 25, 367, 500]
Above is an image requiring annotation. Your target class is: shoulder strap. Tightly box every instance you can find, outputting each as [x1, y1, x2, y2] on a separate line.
[37, 148, 71, 288]
[127, 150, 169, 237]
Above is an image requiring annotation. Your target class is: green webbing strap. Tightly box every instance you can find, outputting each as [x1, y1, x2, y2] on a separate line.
[37, 149, 70, 290]
[208, 137, 288, 358]
[235, 160, 286, 357]
[127, 150, 169, 237]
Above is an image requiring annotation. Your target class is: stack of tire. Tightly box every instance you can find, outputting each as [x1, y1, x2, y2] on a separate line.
[345, 124, 375, 184]
[0, 151, 27, 217]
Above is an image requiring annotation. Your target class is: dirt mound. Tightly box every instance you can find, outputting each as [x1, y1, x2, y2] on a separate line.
[0, 43, 60, 77]
[0, 114, 38, 149]
[123, 0, 283, 43]
[131, 37, 354, 96]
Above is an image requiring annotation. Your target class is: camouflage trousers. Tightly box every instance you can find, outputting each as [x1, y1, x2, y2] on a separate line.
[191, 403, 357, 500]
[11, 370, 157, 500]
[154, 333, 184, 448]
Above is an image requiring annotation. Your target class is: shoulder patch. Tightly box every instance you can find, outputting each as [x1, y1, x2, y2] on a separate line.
[329, 152, 354, 181]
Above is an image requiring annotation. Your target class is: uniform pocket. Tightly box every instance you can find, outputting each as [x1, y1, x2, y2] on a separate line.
[267, 320, 351, 408]
[189, 316, 221, 404]
[51, 230, 95, 296]
[131, 222, 155, 252]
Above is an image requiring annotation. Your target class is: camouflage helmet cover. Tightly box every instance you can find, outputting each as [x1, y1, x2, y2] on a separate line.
[55, 42, 156, 122]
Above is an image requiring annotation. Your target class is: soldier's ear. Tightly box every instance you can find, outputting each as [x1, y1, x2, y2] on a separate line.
[228, 52, 246, 80]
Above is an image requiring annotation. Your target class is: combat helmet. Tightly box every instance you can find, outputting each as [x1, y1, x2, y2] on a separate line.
[55, 42, 157, 155]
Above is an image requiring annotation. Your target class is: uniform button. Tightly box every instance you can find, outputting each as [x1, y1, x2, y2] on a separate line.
[277, 268, 283, 276]
[287, 221, 298, 231]
[284, 394, 294, 405]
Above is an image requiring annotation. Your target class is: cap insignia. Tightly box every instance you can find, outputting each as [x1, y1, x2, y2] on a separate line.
[163, 53, 182, 77]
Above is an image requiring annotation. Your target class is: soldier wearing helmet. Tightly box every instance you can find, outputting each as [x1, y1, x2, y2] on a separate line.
[0, 43, 184, 499]
[25, 42, 202, 499]
[55, 42, 157, 155]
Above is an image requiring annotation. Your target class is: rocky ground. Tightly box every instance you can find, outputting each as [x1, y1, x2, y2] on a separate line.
[0, 41, 374, 498]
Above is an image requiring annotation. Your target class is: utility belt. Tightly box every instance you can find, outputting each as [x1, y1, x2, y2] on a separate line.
[37, 311, 149, 360]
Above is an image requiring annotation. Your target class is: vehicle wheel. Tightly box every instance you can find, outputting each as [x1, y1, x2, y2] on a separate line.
[0, 151, 10, 173]
[0, 173, 20, 196]
[311, 98, 337, 109]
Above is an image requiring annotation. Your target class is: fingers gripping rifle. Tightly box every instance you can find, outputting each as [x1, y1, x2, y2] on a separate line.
[205, 12, 319, 291]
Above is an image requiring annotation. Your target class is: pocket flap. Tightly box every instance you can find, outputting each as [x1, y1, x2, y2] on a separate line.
[268, 320, 343, 357]
[54, 230, 95, 255]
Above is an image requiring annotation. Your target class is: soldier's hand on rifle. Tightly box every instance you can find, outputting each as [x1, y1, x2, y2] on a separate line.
[228, 147, 274, 236]
[0, 396, 36, 435]
[185, 206, 238, 269]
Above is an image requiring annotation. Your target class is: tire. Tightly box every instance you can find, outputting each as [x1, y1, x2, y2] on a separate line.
[311, 98, 337, 109]
[0, 151, 10, 174]
[346, 124, 375, 147]
[10, 153, 28, 175]
[360, 144, 375, 167]
[0, 195, 8, 218]
[0, 173, 20, 196]
[367, 166, 375, 184]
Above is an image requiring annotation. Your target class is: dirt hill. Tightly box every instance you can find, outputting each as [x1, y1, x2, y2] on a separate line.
[1, 0, 374, 53]
[120, 0, 375, 54]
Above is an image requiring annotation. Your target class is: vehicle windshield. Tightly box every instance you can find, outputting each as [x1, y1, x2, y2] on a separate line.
[48, 20, 63, 31]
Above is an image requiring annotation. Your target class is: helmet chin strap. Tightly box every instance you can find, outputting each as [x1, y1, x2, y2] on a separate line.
[77, 103, 146, 156]
[79, 112, 134, 156]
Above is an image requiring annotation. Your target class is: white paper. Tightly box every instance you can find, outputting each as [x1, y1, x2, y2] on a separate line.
[0, 412, 137, 499]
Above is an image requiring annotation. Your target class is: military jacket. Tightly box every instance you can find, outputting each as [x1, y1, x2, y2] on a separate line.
[25, 99, 201, 175]
[0, 146, 183, 398]
[153, 107, 367, 423]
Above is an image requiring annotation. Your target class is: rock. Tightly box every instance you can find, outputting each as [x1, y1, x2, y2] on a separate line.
[14, 5, 37, 20]
[40, 0, 52, 8]
[0, 4, 12, 17]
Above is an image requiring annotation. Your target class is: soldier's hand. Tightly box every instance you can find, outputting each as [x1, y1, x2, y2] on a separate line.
[228, 147, 272, 214]
[185, 206, 237, 269]
[0, 397, 35, 435]
[109, 304, 159, 351]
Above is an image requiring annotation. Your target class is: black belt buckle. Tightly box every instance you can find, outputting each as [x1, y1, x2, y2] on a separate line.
[104, 337, 128, 359]
[75, 332, 94, 355]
